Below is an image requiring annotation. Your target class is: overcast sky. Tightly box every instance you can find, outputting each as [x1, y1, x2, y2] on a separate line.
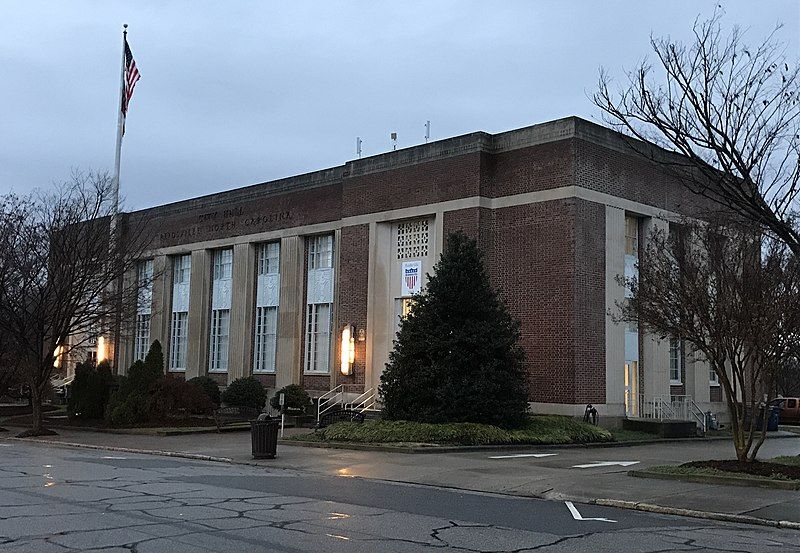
[1, 1, 798, 210]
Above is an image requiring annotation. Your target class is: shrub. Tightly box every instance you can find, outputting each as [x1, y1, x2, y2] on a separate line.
[116, 341, 164, 399]
[108, 392, 149, 427]
[269, 384, 311, 414]
[68, 360, 114, 420]
[316, 417, 613, 445]
[380, 232, 529, 428]
[221, 377, 266, 410]
[188, 376, 221, 406]
[151, 376, 214, 418]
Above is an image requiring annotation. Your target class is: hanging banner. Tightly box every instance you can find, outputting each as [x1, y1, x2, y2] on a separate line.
[401, 260, 422, 296]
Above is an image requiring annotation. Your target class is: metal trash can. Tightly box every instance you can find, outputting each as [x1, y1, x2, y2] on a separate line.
[250, 416, 279, 459]
[767, 406, 780, 431]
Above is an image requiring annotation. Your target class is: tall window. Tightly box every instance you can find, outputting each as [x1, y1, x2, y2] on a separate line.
[254, 242, 280, 373]
[305, 235, 334, 373]
[209, 309, 230, 372]
[625, 216, 638, 256]
[710, 367, 720, 386]
[209, 248, 233, 372]
[133, 259, 153, 361]
[669, 338, 683, 384]
[213, 248, 233, 280]
[169, 254, 191, 371]
[305, 303, 331, 373]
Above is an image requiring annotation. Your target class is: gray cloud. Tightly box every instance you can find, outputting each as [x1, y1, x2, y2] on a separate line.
[1, 0, 797, 209]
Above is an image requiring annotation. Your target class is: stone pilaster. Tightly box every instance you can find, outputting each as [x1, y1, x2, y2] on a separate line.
[604, 206, 626, 415]
[228, 243, 255, 382]
[641, 217, 671, 400]
[186, 249, 210, 378]
[275, 236, 304, 389]
[150, 255, 172, 363]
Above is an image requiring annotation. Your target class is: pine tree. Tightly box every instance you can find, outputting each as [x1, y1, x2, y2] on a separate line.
[379, 231, 529, 428]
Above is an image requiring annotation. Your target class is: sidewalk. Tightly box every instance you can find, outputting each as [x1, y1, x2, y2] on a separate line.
[3, 425, 799, 525]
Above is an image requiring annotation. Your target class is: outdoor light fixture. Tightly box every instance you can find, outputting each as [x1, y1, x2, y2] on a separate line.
[96, 336, 107, 364]
[340, 324, 355, 375]
[53, 345, 63, 368]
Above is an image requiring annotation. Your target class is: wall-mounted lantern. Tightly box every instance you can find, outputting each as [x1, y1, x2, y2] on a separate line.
[340, 324, 355, 375]
[96, 336, 107, 364]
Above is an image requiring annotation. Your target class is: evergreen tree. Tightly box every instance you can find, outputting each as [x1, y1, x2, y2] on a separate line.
[379, 231, 529, 428]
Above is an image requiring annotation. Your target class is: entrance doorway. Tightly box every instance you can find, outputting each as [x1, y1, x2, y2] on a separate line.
[624, 361, 638, 417]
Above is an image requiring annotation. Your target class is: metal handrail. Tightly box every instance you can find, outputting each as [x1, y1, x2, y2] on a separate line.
[689, 399, 707, 434]
[345, 388, 377, 413]
[316, 384, 345, 422]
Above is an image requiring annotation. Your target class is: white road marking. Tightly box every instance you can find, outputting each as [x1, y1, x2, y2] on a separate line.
[488, 453, 558, 459]
[0, 444, 12, 447]
[565, 501, 617, 523]
[101, 456, 128, 460]
[571, 461, 639, 469]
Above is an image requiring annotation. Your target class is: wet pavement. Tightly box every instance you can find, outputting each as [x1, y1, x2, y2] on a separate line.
[0, 440, 799, 552]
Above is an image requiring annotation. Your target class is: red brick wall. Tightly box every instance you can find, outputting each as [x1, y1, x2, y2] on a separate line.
[253, 374, 276, 390]
[489, 200, 576, 403]
[572, 199, 606, 404]
[342, 154, 483, 218]
[334, 224, 369, 393]
[483, 140, 573, 198]
[573, 139, 717, 216]
[208, 373, 227, 387]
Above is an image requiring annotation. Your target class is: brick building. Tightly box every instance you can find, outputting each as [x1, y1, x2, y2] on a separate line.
[92, 116, 725, 424]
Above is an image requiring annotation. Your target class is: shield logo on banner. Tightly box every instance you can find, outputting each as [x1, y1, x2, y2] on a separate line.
[401, 261, 422, 296]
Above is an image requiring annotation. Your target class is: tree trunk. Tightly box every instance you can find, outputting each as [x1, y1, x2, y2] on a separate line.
[30, 384, 43, 434]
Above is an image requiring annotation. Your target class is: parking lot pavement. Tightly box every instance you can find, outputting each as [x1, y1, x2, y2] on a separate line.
[1, 441, 799, 553]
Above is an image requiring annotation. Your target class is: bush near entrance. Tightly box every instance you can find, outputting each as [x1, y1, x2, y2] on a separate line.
[105, 340, 215, 427]
[380, 232, 529, 428]
[221, 376, 266, 410]
[188, 376, 221, 406]
[301, 416, 612, 446]
[67, 360, 114, 420]
[270, 384, 310, 414]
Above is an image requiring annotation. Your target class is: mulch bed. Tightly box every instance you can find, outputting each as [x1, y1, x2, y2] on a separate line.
[47, 417, 218, 429]
[8, 414, 218, 430]
[683, 459, 800, 480]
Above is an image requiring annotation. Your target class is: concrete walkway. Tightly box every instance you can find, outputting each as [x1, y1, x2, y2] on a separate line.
[3, 426, 799, 525]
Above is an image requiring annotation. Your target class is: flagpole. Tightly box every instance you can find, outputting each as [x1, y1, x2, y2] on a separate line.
[110, 23, 128, 239]
[109, 23, 127, 373]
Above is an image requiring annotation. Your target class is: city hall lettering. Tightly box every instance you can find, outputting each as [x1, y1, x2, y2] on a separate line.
[158, 210, 292, 242]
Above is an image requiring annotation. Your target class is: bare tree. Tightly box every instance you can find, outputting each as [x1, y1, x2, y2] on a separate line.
[623, 219, 800, 462]
[776, 355, 800, 397]
[0, 171, 151, 436]
[595, 12, 800, 256]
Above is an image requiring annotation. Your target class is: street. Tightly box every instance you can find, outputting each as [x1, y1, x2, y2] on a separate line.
[0, 441, 798, 552]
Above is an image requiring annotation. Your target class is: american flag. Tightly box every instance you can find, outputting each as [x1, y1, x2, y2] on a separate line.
[121, 38, 140, 134]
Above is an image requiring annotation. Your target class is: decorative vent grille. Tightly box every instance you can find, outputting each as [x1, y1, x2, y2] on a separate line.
[396, 219, 429, 260]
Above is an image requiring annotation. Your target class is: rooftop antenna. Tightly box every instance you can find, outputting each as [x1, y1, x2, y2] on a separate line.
[424, 120, 430, 143]
[391, 132, 397, 151]
[356, 136, 362, 158]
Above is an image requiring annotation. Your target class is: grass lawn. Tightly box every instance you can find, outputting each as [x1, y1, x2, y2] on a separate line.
[286, 416, 613, 446]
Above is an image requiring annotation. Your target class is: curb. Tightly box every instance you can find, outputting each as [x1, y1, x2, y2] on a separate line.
[279, 433, 799, 454]
[594, 499, 800, 530]
[2, 437, 233, 464]
[4, 423, 252, 437]
[629, 469, 800, 491]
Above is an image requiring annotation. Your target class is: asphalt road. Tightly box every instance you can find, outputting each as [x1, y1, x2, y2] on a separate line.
[0, 441, 798, 552]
